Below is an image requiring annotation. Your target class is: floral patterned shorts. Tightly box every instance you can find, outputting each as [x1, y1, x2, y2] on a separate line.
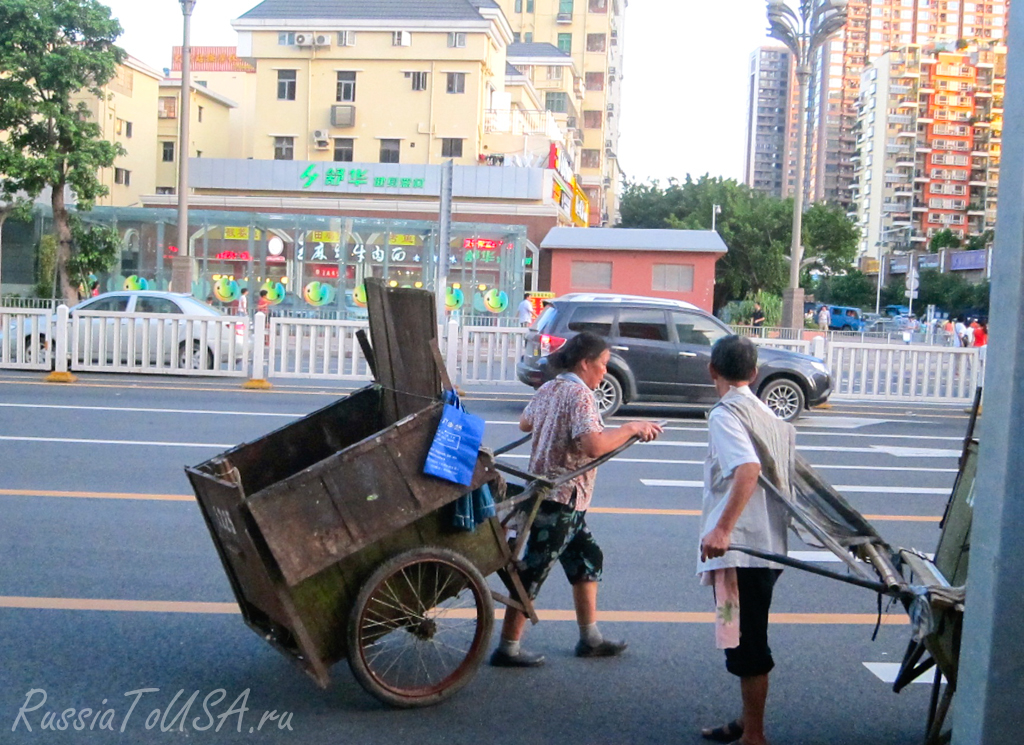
[518, 498, 603, 599]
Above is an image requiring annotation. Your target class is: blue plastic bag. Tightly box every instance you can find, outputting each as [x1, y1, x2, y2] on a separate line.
[452, 483, 497, 532]
[424, 391, 485, 487]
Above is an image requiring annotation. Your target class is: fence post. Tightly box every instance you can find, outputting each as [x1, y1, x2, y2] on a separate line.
[243, 312, 272, 389]
[44, 304, 75, 383]
[446, 318, 460, 385]
[811, 335, 826, 360]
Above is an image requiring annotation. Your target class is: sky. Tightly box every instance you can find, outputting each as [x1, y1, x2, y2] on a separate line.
[102, 0, 775, 185]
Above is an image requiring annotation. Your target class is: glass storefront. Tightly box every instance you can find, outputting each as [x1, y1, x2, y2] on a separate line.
[62, 207, 527, 323]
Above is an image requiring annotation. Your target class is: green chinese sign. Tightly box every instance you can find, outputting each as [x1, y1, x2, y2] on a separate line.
[300, 165, 427, 191]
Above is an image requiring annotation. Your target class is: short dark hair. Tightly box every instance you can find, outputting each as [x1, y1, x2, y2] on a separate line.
[549, 331, 609, 371]
[710, 335, 758, 383]
[259, 290, 268, 297]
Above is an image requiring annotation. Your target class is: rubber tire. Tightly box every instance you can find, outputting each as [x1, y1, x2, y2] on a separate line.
[594, 374, 624, 418]
[179, 341, 214, 370]
[759, 378, 806, 422]
[347, 547, 493, 709]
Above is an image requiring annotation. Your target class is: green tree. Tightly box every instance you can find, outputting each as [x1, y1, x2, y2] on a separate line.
[801, 202, 860, 276]
[929, 228, 962, 252]
[0, 0, 124, 304]
[35, 234, 58, 299]
[67, 218, 120, 295]
[965, 230, 993, 251]
[814, 270, 877, 309]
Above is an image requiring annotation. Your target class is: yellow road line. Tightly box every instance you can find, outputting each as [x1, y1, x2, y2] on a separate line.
[1, 490, 942, 522]
[0, 595, 909, 625]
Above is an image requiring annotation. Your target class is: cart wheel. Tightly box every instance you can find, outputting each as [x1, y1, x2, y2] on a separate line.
[347, 547, 494, 708]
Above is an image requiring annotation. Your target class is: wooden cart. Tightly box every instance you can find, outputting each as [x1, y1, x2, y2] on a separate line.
[185, 279, 631, 708]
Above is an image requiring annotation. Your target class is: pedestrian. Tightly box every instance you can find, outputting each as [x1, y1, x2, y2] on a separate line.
[490, 332, 663, 668]
[973, 321, 988, 348]
[238, 287, 249, 315]
[697, 335, 792, 745]
[750, 302, 765, 336]
[816, 305, 831, 332]
[90, 281, 100, 298]
[954, 316, 970, 348]
[517, 293, 534, 328]
[257, 289, 270, 314]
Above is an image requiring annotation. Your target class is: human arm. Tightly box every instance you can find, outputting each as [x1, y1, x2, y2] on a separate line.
[578, 420, 662, 459]
[700, 462, 761, 561]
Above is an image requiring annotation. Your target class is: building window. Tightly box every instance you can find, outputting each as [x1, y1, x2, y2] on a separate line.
[158, 97, 177, 119]
[557, 33, 572, 53]
[274, 136, 294, 161]
[446, 72, 466, 94]
[515, 0, 523, 10]
[162, 141, 175, 163]
[410, 71, 428, 91]
[334, 138, 354, 162]
[581, 149, 601, 168]
[277, 70, 296, 100]
[653, 264, 695, 293]
[547, 66, 563, 80]
[155, 186, 176, 195]
[589, 0, 607, 11]
[583, 110, 603, 128]
[337, 30, 356, 46]
[448, 32, 466, 48]
[392, 31, 411, 47]
[527, 0, 534, 10]
[197, 106, 203, 123]
[524, 31, 534, 42]
[336, 71, 356, 102]
[545, 91, 568, 113]
[513, 32, 521, 43]
[278, 32, 296, 45]
[380, 139, 400, 163]
[559, 0, 574, 13]
[585, 72, 605, 90]
[441, 138, 464, 158]
[570, 261, 612, 290]
[586, 33, 607, 52]
[114, 168, 131, 186]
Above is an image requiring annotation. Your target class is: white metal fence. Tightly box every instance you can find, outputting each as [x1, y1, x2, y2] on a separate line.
[0, 306, 986, 403]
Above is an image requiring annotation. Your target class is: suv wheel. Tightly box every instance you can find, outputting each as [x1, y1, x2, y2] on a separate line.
[594, 374, 623, 418]
[760, 378, 805, 422]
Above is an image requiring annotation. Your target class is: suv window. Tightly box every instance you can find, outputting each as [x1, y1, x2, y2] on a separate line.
[618, 309, 669, 342]
[79, 296, 130, 313]
[136, 297, 182, 314]
[674, 311, 729, 346]
[533, 305, 559, 332]
[567, 306, 614, 336]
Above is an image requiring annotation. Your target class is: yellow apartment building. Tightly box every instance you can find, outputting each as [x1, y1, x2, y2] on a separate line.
[72, 55, 163, 207]
[496, 0, 625, 225]
[155, 80, 238, 195]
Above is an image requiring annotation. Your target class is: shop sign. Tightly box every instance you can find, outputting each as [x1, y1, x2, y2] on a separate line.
[463, 238, 504, 251]
[950, 250, 988, 271]
[463, 250, 499, 264]
[391, 234, 419, 246]
[213, 249, 284, 264]
[553, 183, 572, 215]
[863, 258, 880, 274]
[302, 165, 426, 190]
[308, 231, 340, 243]
[918, 254, 941, 269]
[224, 227, 262, 241]
[572, 180, 589, 228]
[889, 256, 910, 274]
[548, 143, 575, 188]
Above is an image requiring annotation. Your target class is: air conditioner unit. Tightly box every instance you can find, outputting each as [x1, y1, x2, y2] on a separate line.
[605, 139, 612, 148]
[314, 33, 332, 47]
[295, 32, 315, 46]
[313, 129, 331, 141]
[609, 67, 617, 76]
[332, 105, 356, 128]
[607, 103, 615, 112]
[314, 140, 331, 151]
[556, 12, 573, 22]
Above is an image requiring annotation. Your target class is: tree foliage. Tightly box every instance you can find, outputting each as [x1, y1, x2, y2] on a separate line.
[0, 0, 124, 303]
[619, 175, 860, 309]
[67, 218, 120, 295]
[813, 270, 878, 309]
[929, 228, 962, 252]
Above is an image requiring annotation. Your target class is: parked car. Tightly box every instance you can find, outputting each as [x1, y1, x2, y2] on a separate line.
[827, 305, 866, 332]
[516, 294, 832, 421]
[883, 304, 911, 318]
[2, 291, 245, 369]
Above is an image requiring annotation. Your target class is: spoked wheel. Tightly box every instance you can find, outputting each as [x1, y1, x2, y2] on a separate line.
[594, 374, 623, 417]
[347, 547, 494, 708]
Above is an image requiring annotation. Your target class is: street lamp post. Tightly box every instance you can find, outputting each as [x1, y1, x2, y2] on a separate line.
[767, 0, 849, 328]
[176, 0, 197, 291]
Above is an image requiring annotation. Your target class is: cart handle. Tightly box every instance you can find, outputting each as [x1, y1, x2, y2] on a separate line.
[728, 544, 897, 596]
[492, 436, 640, 488]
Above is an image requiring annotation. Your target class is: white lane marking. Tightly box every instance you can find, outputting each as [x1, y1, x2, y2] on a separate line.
[863, 662, 946, 684]
[789, 551, 848, 563]
[0, 435, 232, 448]
[641, 442, 960, 457]
[0, 403, 301, 417]
[495, 454, 957, 473]
[640, 479, 948, 495]
[797, 417, 896, 429]
[871, 445, 962, 458]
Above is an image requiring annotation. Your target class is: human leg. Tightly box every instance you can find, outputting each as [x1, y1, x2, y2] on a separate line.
[559, 515, 625, 657]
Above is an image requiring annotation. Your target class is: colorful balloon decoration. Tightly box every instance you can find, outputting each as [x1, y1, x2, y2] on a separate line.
[303, 281, 336, 307]
[213, 278, 242, 303]
[124, 275, 149, 291]
[352, 283, 368, 308]
[484, 289, 509, 314]
[261, 280, 286, 305]
[445, 286, 465, 311]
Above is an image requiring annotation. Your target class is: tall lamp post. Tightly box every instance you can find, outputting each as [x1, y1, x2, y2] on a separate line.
[176, 0, 197, 290]
[767, 0, 848, 328]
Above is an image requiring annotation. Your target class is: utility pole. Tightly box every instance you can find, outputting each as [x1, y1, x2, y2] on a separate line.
[175, 0, 197, 292]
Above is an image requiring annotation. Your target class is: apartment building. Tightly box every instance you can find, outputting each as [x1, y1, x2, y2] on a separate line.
[852, 43, 1004, 261]
[743, 47, 794, 198]
[496, 0, 624, 226]
[154, 80, 238, 195]
[808, 0, 1008, 207]
[72, 56, 164, 207]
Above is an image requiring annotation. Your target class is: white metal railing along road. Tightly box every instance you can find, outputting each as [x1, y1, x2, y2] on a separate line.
[457, 325, 527, 384]
[0, 308, 51, 370]
[826, 341, 983, 401]
[266, 317, 372, 380]
[0, 298, 61, 311]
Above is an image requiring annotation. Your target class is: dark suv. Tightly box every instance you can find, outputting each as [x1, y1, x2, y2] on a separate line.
[516, 294, 832, 421]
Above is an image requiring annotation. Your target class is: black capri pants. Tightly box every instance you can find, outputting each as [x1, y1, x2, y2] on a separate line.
[724, 568, 783, 678]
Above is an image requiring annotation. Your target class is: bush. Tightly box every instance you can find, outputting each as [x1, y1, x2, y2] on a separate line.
[34, 234, 58, 299]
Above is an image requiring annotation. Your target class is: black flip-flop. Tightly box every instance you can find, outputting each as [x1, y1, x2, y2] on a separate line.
[701, 719, 743, 743]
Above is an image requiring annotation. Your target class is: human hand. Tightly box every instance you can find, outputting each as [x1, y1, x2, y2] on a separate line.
[627, 421, 663, 443]
[700, 526, 732, 562]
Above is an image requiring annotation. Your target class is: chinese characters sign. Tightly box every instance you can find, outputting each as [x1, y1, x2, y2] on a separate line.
[301, 165, 427, 191]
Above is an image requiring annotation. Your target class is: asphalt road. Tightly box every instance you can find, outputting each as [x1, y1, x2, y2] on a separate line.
[0, 371, 973, 745]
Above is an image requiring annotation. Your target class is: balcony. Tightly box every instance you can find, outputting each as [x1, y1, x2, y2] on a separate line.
[483, 109, 564, 140]
[889, 114, 913, 125]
